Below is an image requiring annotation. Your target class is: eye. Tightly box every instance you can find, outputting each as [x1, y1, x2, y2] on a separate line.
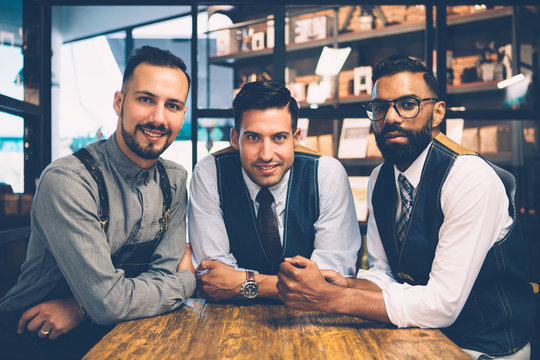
[372, 101, 388, 113]
[246, 134, 259, 142]
[167, 103, 183, 111]
[273, 134, 287, 142]
[398, 98, 418, 110]
[138, 96, 153, 103]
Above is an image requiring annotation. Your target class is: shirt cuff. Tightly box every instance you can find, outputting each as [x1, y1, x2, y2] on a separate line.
[176, 269, 197, 300]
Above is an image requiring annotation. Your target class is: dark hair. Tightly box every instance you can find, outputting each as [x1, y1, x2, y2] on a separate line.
[232, 81, 299, 131]
[372, 55, 440, 98]
[122, 45, 191, 91]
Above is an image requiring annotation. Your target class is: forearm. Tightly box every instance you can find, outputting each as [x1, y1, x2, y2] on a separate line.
[323, 285, 391, 323]
[347, 278, 382, 291]
[255, 274, 279, 299]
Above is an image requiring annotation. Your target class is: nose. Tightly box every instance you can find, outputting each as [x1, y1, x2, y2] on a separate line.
[150, 104, 166, 125]
[383, 103, 402, 125]
[258, 139, 273, 162]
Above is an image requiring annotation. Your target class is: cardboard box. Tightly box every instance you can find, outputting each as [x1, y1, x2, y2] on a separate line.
[461, 127, 480, 152]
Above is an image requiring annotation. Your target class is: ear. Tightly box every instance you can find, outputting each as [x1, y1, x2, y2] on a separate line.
[293, 128, 302, 148]
[431, 100, 446, 129]
[113, 91, 123, 116]
[230, 128, 240, 150]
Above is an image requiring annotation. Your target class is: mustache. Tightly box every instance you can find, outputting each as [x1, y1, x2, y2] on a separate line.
[378, 123, 415, 138]
[136, 123, 171, 135]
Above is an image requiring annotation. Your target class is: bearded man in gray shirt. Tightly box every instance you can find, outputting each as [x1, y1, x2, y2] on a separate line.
[0, 46, 196, 359]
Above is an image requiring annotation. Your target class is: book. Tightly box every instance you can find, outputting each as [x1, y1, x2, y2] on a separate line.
[338, 118, 371, 159]
[348, 176, 370, 221]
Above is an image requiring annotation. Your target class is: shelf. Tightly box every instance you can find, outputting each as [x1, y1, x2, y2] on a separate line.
[448, 80, 500, 94]
[340, 158, 384, 168]
[209, 7, 515, 66]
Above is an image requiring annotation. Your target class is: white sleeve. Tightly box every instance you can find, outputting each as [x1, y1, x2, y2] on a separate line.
[188, 155, 240, 270]
[309, 156, 362, 277]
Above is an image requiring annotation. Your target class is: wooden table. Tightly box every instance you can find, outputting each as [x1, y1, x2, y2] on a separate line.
[84, 298, 471, 359]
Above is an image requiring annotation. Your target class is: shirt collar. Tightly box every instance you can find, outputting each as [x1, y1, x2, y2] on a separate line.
[393, 141, 433, 189]
[105, 133, 157, 183]
[242, 167, 291, 205]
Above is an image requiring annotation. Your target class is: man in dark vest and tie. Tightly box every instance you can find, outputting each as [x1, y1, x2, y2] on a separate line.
[276, 55, 534, 359]
[190, 80, 361, 301]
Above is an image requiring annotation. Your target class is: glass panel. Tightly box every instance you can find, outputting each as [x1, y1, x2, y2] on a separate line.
[58, 35, 124, 159]
[0, 111, 24, 193]
[0, 0, 40, 105]
[446, 5, 536, 111]
[0, 0, 24, 102]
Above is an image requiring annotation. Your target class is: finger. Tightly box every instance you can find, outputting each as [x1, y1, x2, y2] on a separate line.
[197, 260, 216, 270]
[17, 306, 40, 334]
[49, 327, 62, 340]
[278, 261, 303, 276]
[283, 256, 312, 269]
[37, 324, 53, 338]
[26, 313, 46, 332]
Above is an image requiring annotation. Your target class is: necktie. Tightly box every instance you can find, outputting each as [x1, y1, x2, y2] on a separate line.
[256, 187, 282, 262]
[396, 174, 414, 245]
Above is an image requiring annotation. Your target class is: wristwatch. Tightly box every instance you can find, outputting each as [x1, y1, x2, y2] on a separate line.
[240, 271, 259, 299]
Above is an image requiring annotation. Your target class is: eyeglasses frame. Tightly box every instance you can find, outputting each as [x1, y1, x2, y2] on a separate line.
[364, 96, 440, 122]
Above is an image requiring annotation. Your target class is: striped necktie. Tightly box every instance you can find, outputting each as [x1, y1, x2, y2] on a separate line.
[396, 174, 414, 244]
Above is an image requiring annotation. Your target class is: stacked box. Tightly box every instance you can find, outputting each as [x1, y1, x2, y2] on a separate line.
[452, 55, 480, 85]
[338, 70, 355, 98]
[0, 193, 33, 216]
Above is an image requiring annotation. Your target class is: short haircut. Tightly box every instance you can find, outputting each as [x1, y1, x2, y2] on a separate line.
[232, 80, 299, 131]
[122, 45, 191, 92]
[372, 55, 440, 98]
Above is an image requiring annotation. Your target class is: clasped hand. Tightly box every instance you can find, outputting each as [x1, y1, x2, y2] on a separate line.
[276, 255, 349, 312]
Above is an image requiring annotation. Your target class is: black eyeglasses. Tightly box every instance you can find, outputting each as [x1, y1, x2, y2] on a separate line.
[364, 96, 439, 122]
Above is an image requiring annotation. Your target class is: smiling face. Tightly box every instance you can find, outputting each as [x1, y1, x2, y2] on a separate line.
[113, 63, 189, 169]
[371, 71, 445, 171]
[230, 107, 301, 188]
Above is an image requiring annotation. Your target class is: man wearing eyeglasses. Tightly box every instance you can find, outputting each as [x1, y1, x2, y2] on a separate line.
[277, 55, 534, 359]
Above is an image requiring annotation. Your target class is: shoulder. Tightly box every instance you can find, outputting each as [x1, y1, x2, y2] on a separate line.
[317, 155, 345, 172]
[444, 155, 506, 200]
[158, 157, 188, 186]
[452, 155, 499, 180]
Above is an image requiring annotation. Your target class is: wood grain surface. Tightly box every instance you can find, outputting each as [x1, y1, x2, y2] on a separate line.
[84, 299, 471, 360]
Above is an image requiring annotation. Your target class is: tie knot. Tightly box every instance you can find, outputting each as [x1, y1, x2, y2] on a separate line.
[398, 174, 414, 198]
[256, 187, 274, 205]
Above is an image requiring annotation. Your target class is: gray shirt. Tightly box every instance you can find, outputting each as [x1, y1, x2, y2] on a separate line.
[0, 136, 196, 325]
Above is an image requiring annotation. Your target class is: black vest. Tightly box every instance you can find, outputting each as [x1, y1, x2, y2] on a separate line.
[372, 133, 534, 356]
[214, 146, 320, 275]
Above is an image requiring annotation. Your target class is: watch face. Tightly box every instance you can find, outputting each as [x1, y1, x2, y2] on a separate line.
[241, 281, 259, 298]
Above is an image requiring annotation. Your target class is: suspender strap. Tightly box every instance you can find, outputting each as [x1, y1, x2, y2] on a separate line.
[155, 161, 172, 237]
[73, 148, 109, 231]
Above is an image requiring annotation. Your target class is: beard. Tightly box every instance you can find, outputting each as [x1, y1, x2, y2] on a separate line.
[375, 118, 433, 166]
[120, 115, 173, 161]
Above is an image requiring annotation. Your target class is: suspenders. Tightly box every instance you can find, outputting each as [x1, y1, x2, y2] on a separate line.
[73, 147, 172, 235]
[73, 147, 172, 277]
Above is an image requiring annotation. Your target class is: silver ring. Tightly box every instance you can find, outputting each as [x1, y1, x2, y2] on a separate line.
[40, 329, 50, 336]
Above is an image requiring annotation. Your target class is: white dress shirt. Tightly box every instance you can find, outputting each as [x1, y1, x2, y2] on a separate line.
[357, 142, 513, 328]
[189, 154, 361, 277]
